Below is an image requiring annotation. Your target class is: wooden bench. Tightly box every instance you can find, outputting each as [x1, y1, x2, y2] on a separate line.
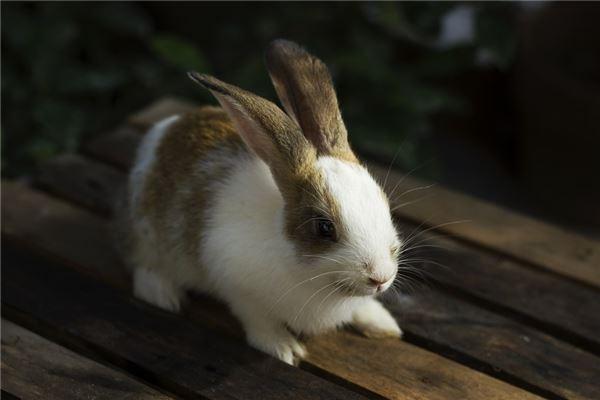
[3, 98, 600, 400]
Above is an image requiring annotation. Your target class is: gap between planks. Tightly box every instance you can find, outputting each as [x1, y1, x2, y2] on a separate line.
[1, 319, 175, 400]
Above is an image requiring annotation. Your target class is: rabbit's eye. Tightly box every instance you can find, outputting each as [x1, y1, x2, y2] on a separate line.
[315, 218, 336, 240]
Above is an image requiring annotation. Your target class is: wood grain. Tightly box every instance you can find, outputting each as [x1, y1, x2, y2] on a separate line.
[1, 320, 173, 400]
[2, 244, 367, 400]
[388, 289, 600, 400]
[1, 182, 541, 400]
[1, 181, 128, 286]
[371, 163, 600, 288]
[125, 98, 600, 288]
[35, 153, 124, 216]
[399, 228, 600, 351]
[83, 125, 142, 171]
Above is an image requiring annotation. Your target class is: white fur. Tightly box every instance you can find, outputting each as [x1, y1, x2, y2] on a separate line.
[134, 268, 182, 312]
[129, 118, 402, 364]
[129, 115, 179, 208]
[128, 115, 188, 312]
[317, 156, 400, 292]
[352, 298, 403, 338]
[199, 156, 401, 363]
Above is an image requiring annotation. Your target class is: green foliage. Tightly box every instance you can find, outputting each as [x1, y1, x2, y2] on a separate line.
[151, 34, 209, 72]
[1, 3, 210, 177]
[1, 2, 517, 179]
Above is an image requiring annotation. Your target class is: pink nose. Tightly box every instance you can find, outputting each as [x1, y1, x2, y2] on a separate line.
[369, 278, 388, 291]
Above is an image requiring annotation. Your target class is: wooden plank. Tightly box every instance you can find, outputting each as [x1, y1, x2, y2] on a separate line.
[403, 230, 600, 352]
[2, 181, 128, 282]
[83, 125, 142, 171]
[307, 332, 530, 400]
[371, 163, 600, 288]
[388, 289, 600, 400]
[35, 154, 124, 216]
[125, 97, 600, 288]
[1, 181, 128, 287]
[2, 244, 367, 400]
[1, 183, 542, 399]
[38, 153, 600, 353]
[1, 320, 172, 400]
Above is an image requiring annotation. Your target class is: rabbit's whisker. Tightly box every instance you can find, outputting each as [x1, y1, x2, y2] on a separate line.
[267, 270, 354, 316]
[316, 277, 353, 314]
[302, 254, 346, 265]
[292, 279, 344, 326]
[391, 194, 433, 212]
[391, 183, 436, 203]
[387, 160, 432, 200]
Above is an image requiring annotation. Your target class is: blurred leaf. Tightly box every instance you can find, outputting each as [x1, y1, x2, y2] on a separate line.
[362, 2, 433, 45]
[25, 138, 60, 164]
[151, 34, 209, 72]
[61, 68, 128, 94]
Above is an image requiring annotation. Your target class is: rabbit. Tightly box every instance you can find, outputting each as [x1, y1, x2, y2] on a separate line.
[122, 39, 403, 365]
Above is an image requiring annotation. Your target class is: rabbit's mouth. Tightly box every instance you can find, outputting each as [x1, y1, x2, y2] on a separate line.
[337, 277, 394, 297]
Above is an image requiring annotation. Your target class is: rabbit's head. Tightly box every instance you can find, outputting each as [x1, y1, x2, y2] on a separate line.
[190, 39, 401, 296]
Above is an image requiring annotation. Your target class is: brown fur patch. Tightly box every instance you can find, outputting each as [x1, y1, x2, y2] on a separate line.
[137, 104, 350, 261]
[281, 167, 346, 258]
[139, 106, 247, 257]
[265, 39, 358, 164]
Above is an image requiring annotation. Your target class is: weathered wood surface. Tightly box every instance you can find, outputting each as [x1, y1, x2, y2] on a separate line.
[36, 152, 600, 355]
[2, 244, 368, 400]
[3, 97, 600, 400]
[389, 290, 600, 400]
[2, 181, 539, 400]
[2, 181, 128, 286]
[36, 153, 123, 216]
[405, 232, 600, 352]
[83, 125, 141, 171]
[1, 320, 173, 400]
[372, 164, 600, 289]
[12, 177, 600, 400]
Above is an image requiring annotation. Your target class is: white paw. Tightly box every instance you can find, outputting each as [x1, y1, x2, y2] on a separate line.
[246, 325, 307, 365]
[352, 299, 403, 339]
[133, 268, 182, 312]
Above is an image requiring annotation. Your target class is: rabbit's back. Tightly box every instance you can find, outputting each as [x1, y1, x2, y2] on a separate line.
[124, 106, 249, 280]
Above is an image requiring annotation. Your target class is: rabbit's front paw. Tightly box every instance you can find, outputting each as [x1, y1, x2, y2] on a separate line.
[246, 323, 307, 365]
[352, 299, 403, 339]
[133, 268, 182, 312]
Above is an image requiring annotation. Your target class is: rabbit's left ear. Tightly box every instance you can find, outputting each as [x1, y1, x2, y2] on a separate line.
[265, 39, 356, 162]
[188, 71, 316, 188]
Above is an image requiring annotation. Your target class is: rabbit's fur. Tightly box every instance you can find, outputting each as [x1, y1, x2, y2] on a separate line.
[122, 40, 402, 365]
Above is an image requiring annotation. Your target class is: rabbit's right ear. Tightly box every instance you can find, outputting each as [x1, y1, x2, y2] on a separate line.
[265, 39, 356, 162]
[188, 72, 315, 183]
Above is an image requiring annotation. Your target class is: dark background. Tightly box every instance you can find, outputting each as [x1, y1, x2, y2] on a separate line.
[2, 2, 599, 236]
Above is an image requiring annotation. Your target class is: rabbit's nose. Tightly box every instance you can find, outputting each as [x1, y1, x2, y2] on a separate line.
[369, 277, 389, 291]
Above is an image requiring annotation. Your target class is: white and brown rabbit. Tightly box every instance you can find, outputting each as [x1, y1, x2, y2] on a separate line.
[122, 39, 403, 365]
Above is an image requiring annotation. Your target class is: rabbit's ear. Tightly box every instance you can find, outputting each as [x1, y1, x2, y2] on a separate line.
[265, 39, 356, 162]
[188, 72, 315, 177]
